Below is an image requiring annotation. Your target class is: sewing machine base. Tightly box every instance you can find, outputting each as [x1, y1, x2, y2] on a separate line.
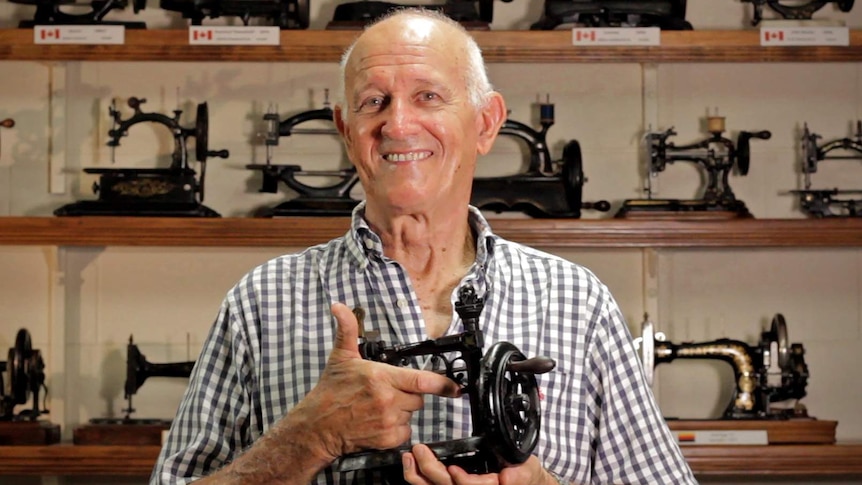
[73, 418, 171, 445]
[18, 20, 147, 28]
[473, 176, 582, 218]
[615, 199, 753, 219]
[0, 420, 61, 445]
[254, 198, 359, 217]
[54, 200, 220, 217]
[339, 436, 497, 476]
[667, 418, 837, 444]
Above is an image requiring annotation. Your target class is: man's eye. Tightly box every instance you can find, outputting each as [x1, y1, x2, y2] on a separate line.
[357, 96, 386, 112]
[420, 92, 440, 101]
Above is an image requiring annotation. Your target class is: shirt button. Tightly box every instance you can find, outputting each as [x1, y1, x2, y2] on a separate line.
[364, 237, 374, 249]
[396, 299, 407, 309]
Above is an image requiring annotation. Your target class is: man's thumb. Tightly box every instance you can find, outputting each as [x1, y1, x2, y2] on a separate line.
[330, 303, 361, 358]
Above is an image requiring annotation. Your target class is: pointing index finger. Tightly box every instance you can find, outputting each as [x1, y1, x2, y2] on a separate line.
[387, 365, 462, 398]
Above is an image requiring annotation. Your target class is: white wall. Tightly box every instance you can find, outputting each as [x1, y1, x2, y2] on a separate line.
[1, 1, 862, 484]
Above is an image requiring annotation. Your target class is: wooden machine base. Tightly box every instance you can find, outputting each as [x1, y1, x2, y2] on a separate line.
[73, 421, 170, 446]
[668, 419, 837, 444]
[0, 421, 61, 445]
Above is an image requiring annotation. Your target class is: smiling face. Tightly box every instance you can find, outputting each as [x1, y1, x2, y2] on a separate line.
[335, 13, 504, 220]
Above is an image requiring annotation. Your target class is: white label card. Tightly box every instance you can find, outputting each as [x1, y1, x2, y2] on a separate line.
[188, 26, 280, 46]
[34, 25, 124, 45]
[572, 27, 661, 46]
[760, 26, 849, 46]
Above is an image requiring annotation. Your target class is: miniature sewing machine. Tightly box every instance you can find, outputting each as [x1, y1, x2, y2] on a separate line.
[11, 0, 147, 28]
[247, 96, 360, 217]
[326, 0, 508, 30]
[74, 335, 195, 445]
[616, 115, 771, 219]
[472, 98, 611, 218]
[55, 96, 229, 217]
[160, 0, 309, 28]
[337, 286, 556, 483]
[0, 328, 60, 445]
[789, 121, 862, 217]
[635, 315, 836, 444]
[529, 0, 691, 30]
[739, 0, 854, 25]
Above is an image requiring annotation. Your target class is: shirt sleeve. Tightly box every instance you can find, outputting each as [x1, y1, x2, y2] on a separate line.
[149, 297, 255, 485]
[589, 289, 698, 484]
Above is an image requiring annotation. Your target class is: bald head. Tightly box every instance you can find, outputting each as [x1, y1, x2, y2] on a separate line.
[336, 9, 492, 119]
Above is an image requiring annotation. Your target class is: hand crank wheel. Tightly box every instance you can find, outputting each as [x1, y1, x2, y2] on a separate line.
[478, 342, 541, 466]
[837, 0, 854, 12]
[7, 328, 33, 405]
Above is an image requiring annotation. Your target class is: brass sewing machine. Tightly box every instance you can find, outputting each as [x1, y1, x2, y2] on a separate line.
[739, 0, 854, 25]
[11, 0, 148, 28]
[337, 286, 556, 483]
[0, 328, 60, 445]
[247, 95, 360, 217]
[326, 0, 509, 30]
[635, 314, 836, 444]
[472, 97, 611, 218]
[529, 0, 692, 30]
[55, 96, 229, 217]
[789, 121, 862, 217]
[160, 0, 309, 28]
[74, 335, 195, 445]
[616, 115, 771, 219]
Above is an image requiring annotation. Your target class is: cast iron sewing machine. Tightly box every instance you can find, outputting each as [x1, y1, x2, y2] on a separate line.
[529, 0, 691, 30]
[326, 0, 509, 30]
[74, 335, 195, 445]
[472, 98, 611, 218]
[160, 0, 309, 28]
[616, 115, 771, 219]
[0, 328, 60, 445]
[11, 0, 147, 28]
[55, 96, 229, 217]
[739, 0, 854, 25]
[789, 121, 862, 217]
[247, 98, 360, 217]
[337, 286, 556, 482]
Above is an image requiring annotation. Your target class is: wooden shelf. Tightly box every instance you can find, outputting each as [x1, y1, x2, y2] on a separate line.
[0, 216, 861, 248]
[1, 29, 862, 63]
[1, 443, 861, 476]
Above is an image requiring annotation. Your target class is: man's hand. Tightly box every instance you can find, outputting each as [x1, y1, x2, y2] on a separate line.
[288, 303, 462, 463]
[402, 444, 561, 485]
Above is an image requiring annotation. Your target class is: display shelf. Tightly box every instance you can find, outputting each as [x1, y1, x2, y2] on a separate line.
[0, 217, 861, 248]
[1, 29, 861, 63]
[1, 443, 861, 476]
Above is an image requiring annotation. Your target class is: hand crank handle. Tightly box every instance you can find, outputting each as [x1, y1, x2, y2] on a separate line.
[508, 356, 555, 374]
[585, 200, 611, 212]
[207, 149, 230, 159]
[0, 118, 14, 128]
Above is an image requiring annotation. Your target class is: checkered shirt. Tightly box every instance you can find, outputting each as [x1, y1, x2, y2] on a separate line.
[151, 205, 696, 485]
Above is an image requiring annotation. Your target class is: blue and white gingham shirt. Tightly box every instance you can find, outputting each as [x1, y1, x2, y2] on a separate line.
[152, 204, 696, 485]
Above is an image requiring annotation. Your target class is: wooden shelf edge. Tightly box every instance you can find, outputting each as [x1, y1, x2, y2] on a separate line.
[1, 29, 861, 62]
[1, 443, 861, 476]
[0, 217, 861, 248]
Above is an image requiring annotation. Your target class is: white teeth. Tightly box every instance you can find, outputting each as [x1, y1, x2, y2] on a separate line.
[383, 151, 429, 162]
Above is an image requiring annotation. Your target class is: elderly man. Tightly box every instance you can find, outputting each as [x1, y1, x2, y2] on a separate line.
[151, 8, 696, 485]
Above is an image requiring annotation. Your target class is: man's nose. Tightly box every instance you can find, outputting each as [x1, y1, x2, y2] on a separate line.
[380, 99, 419, 138]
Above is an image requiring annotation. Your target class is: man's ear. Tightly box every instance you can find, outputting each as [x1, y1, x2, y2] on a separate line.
[334, 105, 351, 149]
[476, 92, 506, 156]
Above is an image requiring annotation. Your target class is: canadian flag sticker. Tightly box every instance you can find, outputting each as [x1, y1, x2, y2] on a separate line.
[40, 28, 61, 40]
[192, 30, 213, 41]
[764, 31, 784, 42]
[575, 30, 596, 42]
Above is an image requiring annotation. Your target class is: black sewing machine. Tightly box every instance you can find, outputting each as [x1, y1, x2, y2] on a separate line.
[74, 335, 195, 445]
[247, 98, 360, 217]
[739, 0, 854, 25]
[789, 121, 862, 217]
[326, 0, 509, 30]
[161, 0, 309, 28]
[55, 96, 229, 217]
[472, 98, 611, 218]
[616, 115, 771, 219]
[0, 328, 60, 445]
[529, 0, 691, 30]
[337, 286, 556, 483]
[11, 0, 148, 28]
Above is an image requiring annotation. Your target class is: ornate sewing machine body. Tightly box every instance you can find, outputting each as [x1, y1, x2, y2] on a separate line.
[10, 0, 147, 28]
[55, 96, 229, 217]
[74, 335, 195, 445]
[616, 115, 771, 219]
[160, 0, 309, 28]
[739, 0, 854, 25]
[472, 99, 611, 218]
[0, 328, 60, 445]
[529, 0, 691, 30]
[326, 0, 509, 30]
[337, 286, 556, 482]
[789, 121, 862, 217]
[247, 100, 360, 217]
